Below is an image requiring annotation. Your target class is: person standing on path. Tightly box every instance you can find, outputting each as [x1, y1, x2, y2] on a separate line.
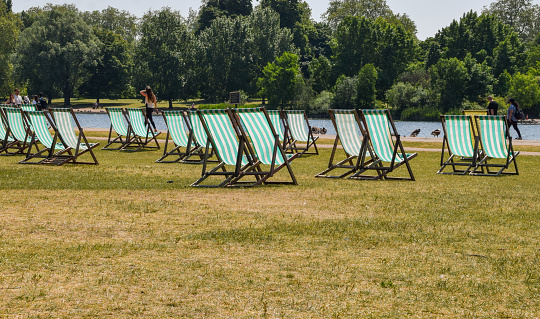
[507, 98, 522, 140]
[487, 96, 498, 115]
[140, 86, 158, 132]
[13, 88, 23, 106]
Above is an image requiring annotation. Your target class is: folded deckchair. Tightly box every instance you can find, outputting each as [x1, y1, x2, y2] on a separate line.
[0, 108, 18, 153]
[19, 110, 69, 164]
[123, 108, 160, 150]
[49, 108, 99, 165]
[103, 107, 132, 150]
[233, 107, 298, 185]
[470, 115, 519, 176]
[282, 110, 319, 155]
[316, 109, 374, 178]
[350, 109, 417, 181]
[156, 110, 200, 163]
[1, 107, 32, 155]
[437, 115, 480, 175]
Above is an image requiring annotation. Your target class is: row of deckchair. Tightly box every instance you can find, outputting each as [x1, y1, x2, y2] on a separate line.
[157, 109, 319, 164]
[0, 106, 98, 165]
[103, 107, 160, 151]
[438, 115, 519, 176]
[316, 109, 417, 180]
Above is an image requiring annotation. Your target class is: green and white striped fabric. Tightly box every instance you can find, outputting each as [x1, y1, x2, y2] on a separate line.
[26, 111, 65, 150]
[52, 109, 94, 150]
[4, 108, 31, 143]
[0, 110, 14, 142]
[267, 110, 284, 141]
[21, 104, 37, 112]
[127, 108, 151, 137]
[189, 111, 208, 147]
[333, 110, 362, 156]
[362, 109, 406, 163]
[106, 108, 129, 136]
[477, 115, 509, 159]
[199, 109, 247, 166]
[286, 110, 309, 142]
[164, 110, 189, 147]
[237, 108, 289, 165]
[443, 115, 475, 158]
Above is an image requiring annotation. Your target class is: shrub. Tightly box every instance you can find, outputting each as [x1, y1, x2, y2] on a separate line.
[310, 91, 334, 117]
[400, 107, 440, 121]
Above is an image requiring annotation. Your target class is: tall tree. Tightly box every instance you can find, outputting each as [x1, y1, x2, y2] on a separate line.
[136, 8, 196, 107]
[260, 0, 304, 29]
[484, 0, 540, 43]
[356, 63, 377, 108]
[429, 57, 468, 112]
[0, 0, 19, 96]
[257, 51, 300, 108]
[82, 6, 138, 44]
[196, 0, 252, 33]
[13, 4, 99, 105]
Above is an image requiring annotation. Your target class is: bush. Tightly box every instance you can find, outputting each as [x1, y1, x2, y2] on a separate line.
[310, 91, 334, 117]
[198, 103, 258, 110]
[400, 107, 441, 121]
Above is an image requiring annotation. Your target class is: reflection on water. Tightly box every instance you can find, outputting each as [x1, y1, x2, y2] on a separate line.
[75, 113, 540, 140]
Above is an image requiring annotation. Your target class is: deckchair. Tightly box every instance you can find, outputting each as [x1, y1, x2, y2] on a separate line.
[49, 108, 99, 165]
[233, 107, 298, 185]
[19, 110, 69, 164]
[267, 110, 286, 142]
[282, 110, 319, 155]
[103, 107, 132, 150]
[316, 109, 375, 178]
[437, 115, 480, 175]
[156, 110, 200, 163]
[123, 108, 160, 150]
[188, 110, 217, 162]
[0, 108, 18, 153]
[470, 115, 519, 176]
[191, 109, 252, 187]
[350, 109, 417, 181]
[1, 107, 32, 155]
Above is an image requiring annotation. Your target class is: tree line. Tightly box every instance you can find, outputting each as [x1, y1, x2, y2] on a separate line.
[1, 0, 540, 119]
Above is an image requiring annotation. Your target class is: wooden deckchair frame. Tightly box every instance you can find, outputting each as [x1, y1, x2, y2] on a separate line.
[19, 110, 71, 164]
[0, 107, 32, 155]
[282, 110, 319, 156]
[350, 109, 416, 181]
[0, 107, 21, 154]
[437, 115, 480, 175]
[470, 115, 519, 176]
[156, 110, 202, 163]
[49, 108, 99, 165]
[122, 108, 160, 151]
[102, 107, 134, 150]
[316, 109, 375, 178]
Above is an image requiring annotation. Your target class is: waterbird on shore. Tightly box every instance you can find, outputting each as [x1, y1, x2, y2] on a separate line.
[410, 129, 420, 137]
[431, 129, 441, 137]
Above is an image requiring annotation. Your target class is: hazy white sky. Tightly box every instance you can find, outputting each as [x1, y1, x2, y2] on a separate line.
[12, 0, 540, 40]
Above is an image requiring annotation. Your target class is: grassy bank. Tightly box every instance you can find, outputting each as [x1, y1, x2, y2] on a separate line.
[0, 142, 539, 317]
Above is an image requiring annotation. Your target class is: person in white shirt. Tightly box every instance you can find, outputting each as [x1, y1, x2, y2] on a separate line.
[13, 88, 23, 105]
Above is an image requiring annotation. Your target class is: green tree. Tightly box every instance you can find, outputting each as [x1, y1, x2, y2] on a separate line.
[78, 28, 132, 102]
[429, 57, 468, 112]
[0, 0, 19, 96]
[508, 71, 540, 109]
[82, 6, 138, 43]
[356, 63, 377, 108]
[257, 51, 300, 108]
[136, 8, 196, 107]
[197, 0, 253, 33]
[493, 33, 527, 76]
[494, 69, 512, 96]
[13, 4, 100, 105]
[331, 75, 356, 109]
[484, 0, 540, 43]
[309, 55, 332, 93]
[260, 0, 304, 29]
[463, 54, 495, 102]
[198, 15, 253, 102]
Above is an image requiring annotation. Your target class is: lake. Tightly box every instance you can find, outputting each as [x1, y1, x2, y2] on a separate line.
[75, 113, 540, 140]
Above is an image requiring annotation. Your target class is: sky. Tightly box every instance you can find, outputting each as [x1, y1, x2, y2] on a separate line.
[11, 0, 539, 40]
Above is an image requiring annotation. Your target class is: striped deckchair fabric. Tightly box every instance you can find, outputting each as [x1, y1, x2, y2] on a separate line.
[437, 115, 480, 175]
[1, 107, 32, 155]
[316, 109, 373, 178]
[351, 109, 416, 181]
[156, 110, 202, 163]
[0, 108, 17, 153]
[189, 111, 209, 148]
[49, 108, 99, 165]
[103, 107, 132, 150]
[283, 110, 319, 155]
[19, 110, 70, 164]
[471, 115, 519, 176]
[267, 110, 285, 141]
[20, 104, 37, 112]
[123, 108, 160, 150]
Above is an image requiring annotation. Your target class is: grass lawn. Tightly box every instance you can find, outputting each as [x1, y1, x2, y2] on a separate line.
[0, 140, 539, 317]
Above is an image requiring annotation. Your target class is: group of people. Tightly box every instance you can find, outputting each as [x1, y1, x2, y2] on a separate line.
[486, 96, 523, 140]
[4, 88, 48, 110]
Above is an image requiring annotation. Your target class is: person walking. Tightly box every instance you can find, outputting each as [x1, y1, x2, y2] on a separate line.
[140, 86, 158, 132]
[487, 96, 498, 115]
[507, 98, 522, 140]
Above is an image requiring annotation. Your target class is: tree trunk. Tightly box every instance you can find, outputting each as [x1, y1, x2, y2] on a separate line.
[169, 99, 173, 108]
